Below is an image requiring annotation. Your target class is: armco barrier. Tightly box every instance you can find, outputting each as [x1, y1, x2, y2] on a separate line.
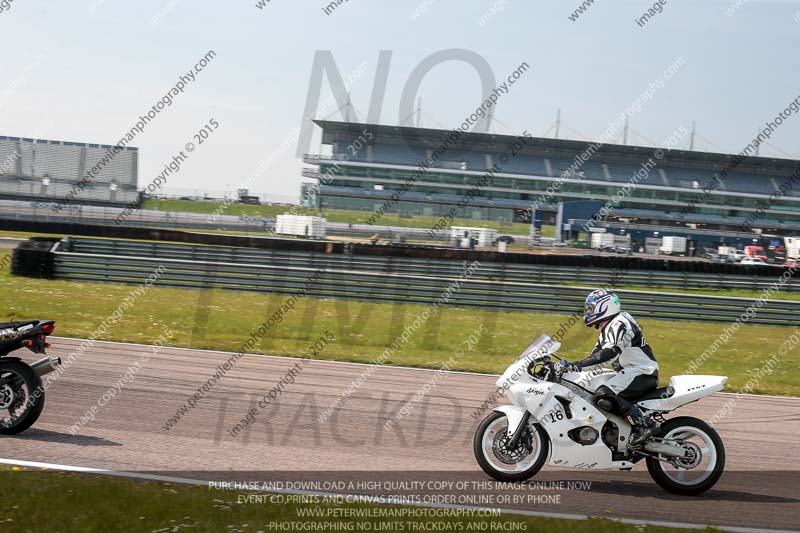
[59, 238, 798, 293]
[1, 218, 792, 279]
[46, 238, 800, 326]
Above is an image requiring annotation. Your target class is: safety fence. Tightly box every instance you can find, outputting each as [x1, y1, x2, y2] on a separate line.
[45, 238, 800, 326]
[60, 238, 798, 293]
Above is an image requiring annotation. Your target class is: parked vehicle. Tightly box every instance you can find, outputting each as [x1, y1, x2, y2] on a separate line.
[474, 335, 727, 495]
[609, 245, 633, 255]
[744, 245, 767, 261]
[729, 250, 746, 262]
[740, 257, 766, 265]
[711, 254, 735, 264]
[238, 195, 261, 205]
[0, 320, 62, 435]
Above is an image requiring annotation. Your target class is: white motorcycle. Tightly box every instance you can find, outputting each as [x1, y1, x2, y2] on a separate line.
[474, 335, 727, 495]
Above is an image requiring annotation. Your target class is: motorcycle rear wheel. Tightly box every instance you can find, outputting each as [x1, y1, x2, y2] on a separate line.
[646, 416, 725, 496]
[0, 360, 45, 435]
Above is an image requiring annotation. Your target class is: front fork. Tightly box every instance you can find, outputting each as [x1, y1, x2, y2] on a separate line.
[493, 404, 530, 446]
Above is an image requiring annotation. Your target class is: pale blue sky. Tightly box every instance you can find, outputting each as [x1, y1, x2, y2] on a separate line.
[1, 0, 799, 202]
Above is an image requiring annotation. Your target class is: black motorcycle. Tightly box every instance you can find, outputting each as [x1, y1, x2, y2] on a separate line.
[0, 320, 62, 435]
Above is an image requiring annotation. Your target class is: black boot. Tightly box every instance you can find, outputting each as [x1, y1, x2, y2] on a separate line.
[626, 405, 658, 447]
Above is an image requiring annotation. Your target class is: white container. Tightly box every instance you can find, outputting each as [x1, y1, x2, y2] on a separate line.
[785, 237, 800, 260]
[451, 226, 498, 247]
[275, 214, 327, 239]
[590, 232, 615, 249]
[645, 237, 662, 255]
[660, 236, 687, 255]
[718, 245, 735, 257]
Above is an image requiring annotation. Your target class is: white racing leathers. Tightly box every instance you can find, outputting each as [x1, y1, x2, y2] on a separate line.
[585, 312, 658, 396]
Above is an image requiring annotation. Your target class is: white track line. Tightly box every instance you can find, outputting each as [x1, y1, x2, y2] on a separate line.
[51, 336, 800, 401]
[0, 458, 791, 533]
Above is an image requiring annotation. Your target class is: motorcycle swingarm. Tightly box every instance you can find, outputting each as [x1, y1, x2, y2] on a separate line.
[642, 438, 690, 459]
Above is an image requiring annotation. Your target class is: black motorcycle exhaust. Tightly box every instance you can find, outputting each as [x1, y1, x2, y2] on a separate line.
[30, 356, 62, 377]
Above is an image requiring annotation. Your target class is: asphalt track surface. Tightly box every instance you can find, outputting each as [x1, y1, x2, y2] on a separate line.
[2, 337, 799, 531]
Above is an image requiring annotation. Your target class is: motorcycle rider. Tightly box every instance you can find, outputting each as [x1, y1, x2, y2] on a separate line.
[560, 289, 659, 446]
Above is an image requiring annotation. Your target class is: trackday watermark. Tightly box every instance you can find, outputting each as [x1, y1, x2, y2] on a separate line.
[285, 129, 372, 220]
[582, 127, 688, 232]
[679, 92, 800, 219]
[365, 61, 529, 225]
[208, 59, 370, 222]
[68, 327, 173, 434]
[410, 0, 437, 20]
[0, 121, 53, 175]
[322, 0, 351, 16]
[737, 163, 800, 232]
[21, 265, 168, 414]
[426, 132, 531, 237]
[568, 0, 596, 22]
[725, 0, 751, 17]
[0, 0, 15, 16]
[636, 0, 669, 28]
[228, 331, 335, 437]
[384, 324, 487, 429]
[163, 268, 326, 431]
[114, 118, 219, 224]
[518, 56, 685, 220]
[709, 345, 788, 426]
[315, 261, 482, 425]
[477, 0, 509, 26]
[582, 151, 661, 232]
[148, 0, 180, 26]
[52, 50, 216, 211]
[0, 54, 47, 112]
[685, 265, 798, 375]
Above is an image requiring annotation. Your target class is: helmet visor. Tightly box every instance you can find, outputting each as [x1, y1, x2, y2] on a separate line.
[584, 300, 597, 316]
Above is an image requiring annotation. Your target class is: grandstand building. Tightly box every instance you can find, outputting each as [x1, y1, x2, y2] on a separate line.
[0, 135, 139, 206]
[303, 121, 800, 246]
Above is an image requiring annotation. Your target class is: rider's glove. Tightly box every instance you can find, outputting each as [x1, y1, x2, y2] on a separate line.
[558, 360, 581, 372]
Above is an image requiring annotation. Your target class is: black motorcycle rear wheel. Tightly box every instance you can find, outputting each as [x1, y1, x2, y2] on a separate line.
[0, 360, 45, 435]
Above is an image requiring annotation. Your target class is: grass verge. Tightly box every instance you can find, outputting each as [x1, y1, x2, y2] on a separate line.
[0, 468, 707, 533]
[1, 250, 797, 396]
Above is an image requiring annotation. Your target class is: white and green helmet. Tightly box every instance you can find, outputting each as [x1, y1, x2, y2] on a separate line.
[583, 289, 622, 326]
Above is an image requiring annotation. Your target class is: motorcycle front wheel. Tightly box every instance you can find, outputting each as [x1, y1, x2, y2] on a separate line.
[473, 410, 549, 483]
[646, 416, 725, 496]
[0, 359, 45, 435]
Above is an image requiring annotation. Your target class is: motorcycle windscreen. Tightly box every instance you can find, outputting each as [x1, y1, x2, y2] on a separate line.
[516, 335, 560, 363]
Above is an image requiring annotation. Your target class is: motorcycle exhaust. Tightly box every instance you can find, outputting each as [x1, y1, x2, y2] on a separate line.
[30, 356, 62, 377]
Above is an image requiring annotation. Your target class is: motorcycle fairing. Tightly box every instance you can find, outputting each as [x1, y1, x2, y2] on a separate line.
[498, 376, 635, 470]
[637, 375, 728, 412]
